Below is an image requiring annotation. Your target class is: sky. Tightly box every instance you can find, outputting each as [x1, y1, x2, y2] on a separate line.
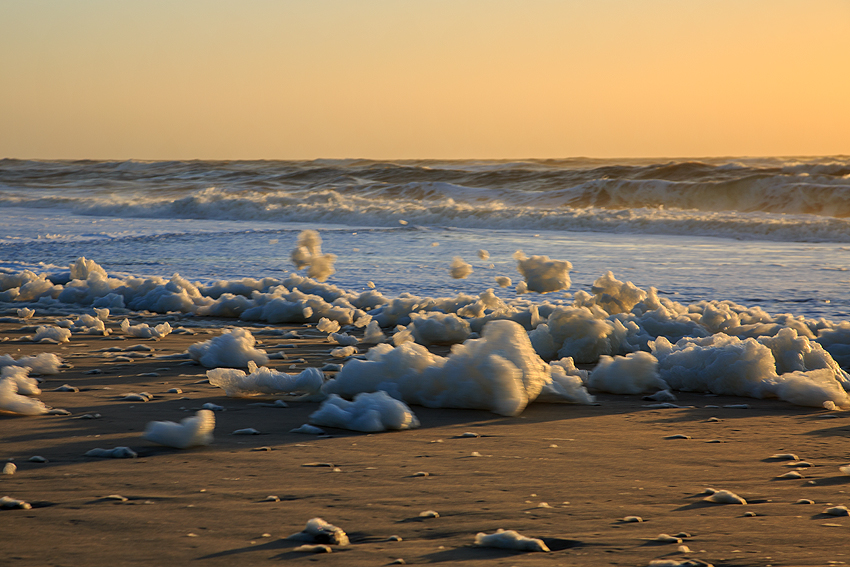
[1, 0, 848, 160]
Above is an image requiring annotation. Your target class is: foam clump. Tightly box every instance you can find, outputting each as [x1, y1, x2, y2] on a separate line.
[2, 366, 41, 396]
[290, 230, 336, 282]
[408, 312, 471, 346]
[16, 308, 34, 319]
[0, 353, 61, 375]
[0, 376, 48, 415]
[449, 257, 473, 279]
[317, 317, 341, 334]
[703, 489, 747, 505]
[473, 529, 549, 552]
[34, 325, 71, 343]
[85, 447, 138, 458]
[0, 496, 32, 510]
[289, 517, 349, 546]
[143, 410, 215, 449]
[324, 320, 592, 416]
[362, 320, 386, 343]
[309, 391, 420, 432]
[587, 351, 665, 394]
[328, 332, 358, 346]
[513, 251, 571, 293]
[188, 328, 269, 368]
[495, 276, 512, 287]
[208, 361, 323, 397]
[120, 319, 172, 339]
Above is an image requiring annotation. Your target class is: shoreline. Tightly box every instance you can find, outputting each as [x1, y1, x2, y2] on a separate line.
[3, 316, 850, 565]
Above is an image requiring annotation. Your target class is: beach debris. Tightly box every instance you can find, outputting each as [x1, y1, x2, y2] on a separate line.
[776, 471, 804, 479]
[207, 361, 322, 397]
[104, 494, 128, 501]
[744, 511, 757, 517]
[288, 517, 349, 546]
[120, 318, 172, 339]
[786, 461, 812, 468]
[703, 489, 747, 505]
[262, 495, 280, 502]
[309, 391, 420, 432]
[232, 428, 260, 435]
[456, 432, 480, 438]
[654, 534, 683, 544]
[166, 388, 182, 394]
[188, 328, 268, 369]
[796, 499, 815, 504]
[290, 229, 336, 282]
[824, 505, 850, 516]
[412, 472, 430, 477]
[473, 528, 550, 552]
[622, 516, 643, 523]
[143, 409, 215, 449]
[449, 256, 473, 279]
[290, 424, 325, 435]
[0, 496, 32, 510]
[2, 463, 16, 475]
[85, 447, 138, 459]
[419, 510, 439, 518]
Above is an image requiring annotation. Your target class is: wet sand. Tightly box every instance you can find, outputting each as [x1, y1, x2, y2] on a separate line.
[2, 315, 850, 566]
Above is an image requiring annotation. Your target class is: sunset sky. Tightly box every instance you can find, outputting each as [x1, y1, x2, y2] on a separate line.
[2, 0, 848, 160]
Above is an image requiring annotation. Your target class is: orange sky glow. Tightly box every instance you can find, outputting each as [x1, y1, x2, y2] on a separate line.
[2, 0, 848, 160]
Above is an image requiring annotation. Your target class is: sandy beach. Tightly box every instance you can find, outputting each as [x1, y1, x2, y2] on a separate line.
[2, 315, 850, 566]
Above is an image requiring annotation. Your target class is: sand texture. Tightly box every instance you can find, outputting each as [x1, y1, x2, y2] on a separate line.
[2, 316, 850, 566]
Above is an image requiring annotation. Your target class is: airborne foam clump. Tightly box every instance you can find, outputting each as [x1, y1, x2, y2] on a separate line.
[188, 328, 269, 368]
[513, 251, 571, 293]
[143, 410, 215, 449]
[449, 256, 473, 279]
[324, 320, 593, 416]
[309, 390, 420, 432]
[291, 230, 337, 282]
[474, 529, 549, 552]
[587, 351, 665, 394]
[208, 361, 323, 397]
[120, 319, 172, 339]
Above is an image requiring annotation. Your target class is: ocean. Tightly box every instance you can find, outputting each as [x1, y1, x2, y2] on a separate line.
[1, 157, 848, 320]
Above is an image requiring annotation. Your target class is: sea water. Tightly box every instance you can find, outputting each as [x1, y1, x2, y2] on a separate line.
[1, 157, 848, 320]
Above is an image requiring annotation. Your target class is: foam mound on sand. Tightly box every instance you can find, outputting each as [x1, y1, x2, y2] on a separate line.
[1, 366, 41, 396]
[309, 391, 420, 432]
[143, 410, 215, 449]
[188, 328, 269, 368]
[34, 325, 71, 343]
[0, 353, 61, 375]
[513, 251, 571, 293]
[0, 376, 48, 415]
[474, 529, 550, 552]
[289, 518, 349, 546]
[208, 361, 323, 397]
[121, 318, 172, 339]
[587, 351, 666, 394]
[323, 320, 594, 416]
[408, 312, 471, 346]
